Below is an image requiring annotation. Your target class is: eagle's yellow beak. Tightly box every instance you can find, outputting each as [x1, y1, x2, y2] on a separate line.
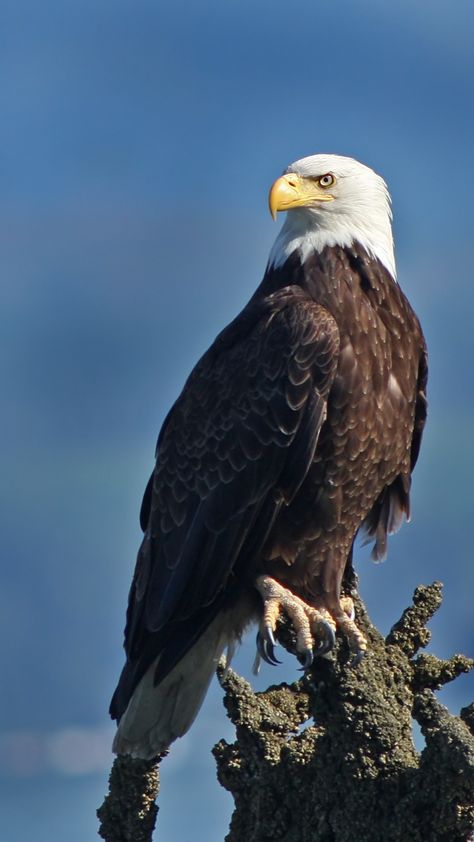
[268, 173, 334, 220]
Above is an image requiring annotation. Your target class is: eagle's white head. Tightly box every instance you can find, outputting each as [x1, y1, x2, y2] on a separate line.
[268, 154, 396, 280]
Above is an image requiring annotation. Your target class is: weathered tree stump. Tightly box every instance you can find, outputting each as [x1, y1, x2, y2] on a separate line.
[213, 583, 474, 842]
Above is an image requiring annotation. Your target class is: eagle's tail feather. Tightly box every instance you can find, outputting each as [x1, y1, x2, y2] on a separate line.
[113, 612, 229, 759]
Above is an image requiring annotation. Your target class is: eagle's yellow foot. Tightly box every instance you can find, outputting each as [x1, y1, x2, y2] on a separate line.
[254, 578, 367, 672]
[254, 575, 337, 670]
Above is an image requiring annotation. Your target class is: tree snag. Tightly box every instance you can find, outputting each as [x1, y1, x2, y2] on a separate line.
[213, 582, 474, 842]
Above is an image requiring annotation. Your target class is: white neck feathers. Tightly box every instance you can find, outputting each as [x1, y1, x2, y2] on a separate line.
[267, 155, 397, 280]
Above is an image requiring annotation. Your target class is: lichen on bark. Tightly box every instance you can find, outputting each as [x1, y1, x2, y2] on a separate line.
[97, 754, 162, 842]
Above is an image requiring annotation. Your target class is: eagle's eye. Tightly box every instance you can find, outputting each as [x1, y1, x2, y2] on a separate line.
[318, 173, 335, 188]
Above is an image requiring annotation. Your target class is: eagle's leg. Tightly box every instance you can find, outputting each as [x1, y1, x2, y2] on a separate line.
[254, 575, 337, 669]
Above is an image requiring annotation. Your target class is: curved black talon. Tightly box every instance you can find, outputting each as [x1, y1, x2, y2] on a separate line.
[298, 647, 314, 670]
[265, 624, 277, 648]
[263, 638, 281, 666]
[350, 649, 365, 668]
[315, 621, 336, 656]
[256, 629, 281, 666]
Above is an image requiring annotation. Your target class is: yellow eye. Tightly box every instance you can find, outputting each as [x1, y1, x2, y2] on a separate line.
[318, 173, 335, 188]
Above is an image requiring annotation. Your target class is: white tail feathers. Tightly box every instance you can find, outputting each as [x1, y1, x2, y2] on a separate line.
[113, 612, 230, 759]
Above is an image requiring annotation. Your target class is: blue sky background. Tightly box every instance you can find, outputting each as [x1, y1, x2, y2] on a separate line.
[1, 1, 474, 840]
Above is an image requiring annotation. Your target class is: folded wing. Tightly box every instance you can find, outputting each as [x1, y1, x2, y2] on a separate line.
[110, 286, 340, 721]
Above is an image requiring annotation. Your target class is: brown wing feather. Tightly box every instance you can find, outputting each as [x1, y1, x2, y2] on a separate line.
[362, 337, 428, 560]
[110, 287, 339, 720]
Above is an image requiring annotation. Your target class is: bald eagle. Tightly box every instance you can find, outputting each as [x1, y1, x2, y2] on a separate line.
[111, 154, 427, 758]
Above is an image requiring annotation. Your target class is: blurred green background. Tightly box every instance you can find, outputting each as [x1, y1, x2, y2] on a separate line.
[1, 1, 473, 839]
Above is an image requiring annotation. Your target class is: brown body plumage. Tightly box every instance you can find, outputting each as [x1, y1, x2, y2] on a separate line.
[111, 154, 427, 758]
[259, 244, 427, 604]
